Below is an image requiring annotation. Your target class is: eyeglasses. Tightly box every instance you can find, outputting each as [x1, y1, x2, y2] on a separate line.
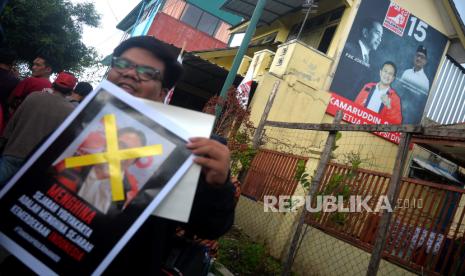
[111, 56, 163, 82]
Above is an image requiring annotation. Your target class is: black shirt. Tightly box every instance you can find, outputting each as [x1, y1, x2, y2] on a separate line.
[0, 68, 19, 105]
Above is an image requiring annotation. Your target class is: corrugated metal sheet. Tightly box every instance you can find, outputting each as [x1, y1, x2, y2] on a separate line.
[425, 56, 465, 125]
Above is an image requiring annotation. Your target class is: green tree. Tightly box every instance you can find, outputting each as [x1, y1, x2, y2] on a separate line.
[1, 0, 101, 74]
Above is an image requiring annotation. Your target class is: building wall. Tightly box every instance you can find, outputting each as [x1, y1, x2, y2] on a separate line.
[147, 12, 227, 51]
[162, 0, 186, 18]
[234, 195, 298, 259]
[161, 0, 232, 43]
[247, 40, 400, 173]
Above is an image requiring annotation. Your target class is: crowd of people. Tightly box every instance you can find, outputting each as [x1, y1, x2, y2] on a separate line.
[0, 51, 94, 130]
[0, 36, 236, 275]
[0, 50, 94, 184]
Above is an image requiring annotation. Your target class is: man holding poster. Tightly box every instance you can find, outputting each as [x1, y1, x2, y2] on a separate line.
[104, 36, 235, 275]
[0, 36, 235, 275]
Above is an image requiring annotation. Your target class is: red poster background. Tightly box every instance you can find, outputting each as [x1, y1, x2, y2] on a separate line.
[326, 93, 401, 144]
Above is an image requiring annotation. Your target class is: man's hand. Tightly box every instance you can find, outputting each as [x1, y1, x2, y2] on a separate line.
[381, 93, 391, 109]
[186, 137, 230, 186]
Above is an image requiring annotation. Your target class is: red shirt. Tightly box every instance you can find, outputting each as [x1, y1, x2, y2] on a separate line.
[10, 77, 51, 99]
[8, 77, 51, 113]
[355, 82, 403, 124]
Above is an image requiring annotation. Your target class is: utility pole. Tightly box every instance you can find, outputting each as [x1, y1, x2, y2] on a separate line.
[215, 0, 268, 119]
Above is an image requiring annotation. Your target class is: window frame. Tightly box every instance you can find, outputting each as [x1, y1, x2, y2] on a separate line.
[179, 3, 224, 37]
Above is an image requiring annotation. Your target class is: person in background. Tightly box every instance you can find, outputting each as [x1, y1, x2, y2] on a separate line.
[8, 55, 53, 114]
[68, 81, 93, 106]
[0, 48, 19, 132]
[0, 72, 77, 185]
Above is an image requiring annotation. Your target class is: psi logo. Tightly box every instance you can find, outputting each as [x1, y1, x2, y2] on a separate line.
[383, 1, 410, 37]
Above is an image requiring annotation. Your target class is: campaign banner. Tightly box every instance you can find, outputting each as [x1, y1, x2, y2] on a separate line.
[327, 93, 401, 144]
[0, 81, 194, 275]
[328, 0, 448, 133]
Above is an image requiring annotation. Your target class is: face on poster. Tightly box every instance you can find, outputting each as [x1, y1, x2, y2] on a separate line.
[0, 82, 193, 275]
[327, 0, 448, 137]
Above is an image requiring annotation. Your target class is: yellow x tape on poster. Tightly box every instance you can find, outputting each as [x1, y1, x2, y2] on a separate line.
[64, 114, 163, 201]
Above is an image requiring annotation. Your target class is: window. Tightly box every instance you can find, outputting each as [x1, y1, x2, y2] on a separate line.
[229, 33, 245, 47]
[197, 12, 219, 36]
[180, 3, 224, 37]
[180, 4, 203, 28]
[317, 25, 337, 53]
[215, 22, 232, 43]
[286, 7, 344, 52]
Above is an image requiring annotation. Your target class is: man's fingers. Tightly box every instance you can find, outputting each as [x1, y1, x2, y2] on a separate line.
[189, 145, 224, 160]
[186, 137, 214, 149]
[189, 145, 213, 155]
[187, 137, 206, 143]
[187, 139, 229, 161]
[193, 156, 223, 172]
[187, 137, 230, 186]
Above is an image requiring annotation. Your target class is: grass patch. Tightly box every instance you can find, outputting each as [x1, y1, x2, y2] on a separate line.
[215, 226, 285, 275]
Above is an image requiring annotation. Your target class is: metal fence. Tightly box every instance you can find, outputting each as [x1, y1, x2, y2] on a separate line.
[233, 112, 465, 276]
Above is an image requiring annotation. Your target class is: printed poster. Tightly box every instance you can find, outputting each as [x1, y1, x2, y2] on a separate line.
[0, 81, 193, 275]
[327, 0, 448, 143]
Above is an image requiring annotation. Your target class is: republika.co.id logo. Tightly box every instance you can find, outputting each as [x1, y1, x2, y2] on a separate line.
[263, 195, 422, 213]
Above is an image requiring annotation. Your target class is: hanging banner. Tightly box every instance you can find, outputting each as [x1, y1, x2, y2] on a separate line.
[0, 81, 194, 275]
[327, 0, 448, 142]
[237, 60, 255, 108]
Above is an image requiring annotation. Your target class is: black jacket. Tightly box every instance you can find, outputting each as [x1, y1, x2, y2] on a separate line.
[104, 173, 235, 275]
[104, 134, 235, 275]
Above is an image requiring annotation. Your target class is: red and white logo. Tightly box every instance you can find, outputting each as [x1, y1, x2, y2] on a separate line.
[383, 1, 410, 37]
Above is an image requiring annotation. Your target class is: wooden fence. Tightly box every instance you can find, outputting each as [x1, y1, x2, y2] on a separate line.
[241, 149, 307, 201]
[306, 162, 465, 275]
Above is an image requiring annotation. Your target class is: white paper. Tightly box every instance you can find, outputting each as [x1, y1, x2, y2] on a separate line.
[140, 100, 215, 222]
